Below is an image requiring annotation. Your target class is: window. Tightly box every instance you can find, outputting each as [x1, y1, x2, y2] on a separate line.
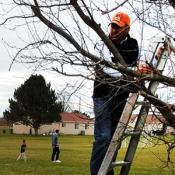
[75, 123, 79, 129]
[62, 123, 66, 127]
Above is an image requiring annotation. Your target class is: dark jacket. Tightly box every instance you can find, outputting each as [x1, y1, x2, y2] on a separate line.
[20, 143, 26, 153]
[93, 34, 139, 98]
[52, 132, 58, 147]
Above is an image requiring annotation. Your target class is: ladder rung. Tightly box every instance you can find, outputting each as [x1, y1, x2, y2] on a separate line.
[124, 131, 140, 137]
[136, 101, 150, 106]
[112, 161, 130, 167]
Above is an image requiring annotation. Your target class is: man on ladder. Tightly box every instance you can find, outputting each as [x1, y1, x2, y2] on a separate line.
[90, 10, 165, 175]
[96, 36, 174, 175]
[90, 11, 143, 175]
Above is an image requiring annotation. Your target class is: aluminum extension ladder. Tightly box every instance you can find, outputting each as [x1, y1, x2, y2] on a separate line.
[97, 37, 174, 175]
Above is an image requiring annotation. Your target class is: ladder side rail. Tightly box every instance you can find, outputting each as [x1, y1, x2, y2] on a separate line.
[120, 48, 170, 175]
[120, 101, 150, 175]
[97, 93, 139, 175]
[150, 42, 161, 64]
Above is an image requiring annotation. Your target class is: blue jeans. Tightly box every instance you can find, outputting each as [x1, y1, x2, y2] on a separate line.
[90, 96, 114, 175]
[90, 93, 128, 175]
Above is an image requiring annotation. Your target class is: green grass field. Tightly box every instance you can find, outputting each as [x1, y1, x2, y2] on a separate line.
[0, 134, 174, 175]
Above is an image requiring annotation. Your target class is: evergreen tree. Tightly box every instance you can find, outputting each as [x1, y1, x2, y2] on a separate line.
[3, 74, 64, 135]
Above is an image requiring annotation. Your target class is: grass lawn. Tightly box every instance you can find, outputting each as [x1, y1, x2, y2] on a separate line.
[0, 134, 175, 175]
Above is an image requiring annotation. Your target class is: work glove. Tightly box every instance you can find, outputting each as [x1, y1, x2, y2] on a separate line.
[136, 63, 153, 74]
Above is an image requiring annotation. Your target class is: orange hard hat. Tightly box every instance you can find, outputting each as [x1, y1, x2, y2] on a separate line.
[111, 12, 131, 27]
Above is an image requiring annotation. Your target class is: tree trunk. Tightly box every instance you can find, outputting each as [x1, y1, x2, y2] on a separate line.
[34, 128, 38, 135]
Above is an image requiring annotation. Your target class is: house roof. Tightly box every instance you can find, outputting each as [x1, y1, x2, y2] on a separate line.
[60, 112, 94, 123]
[60, 112, 164, 125]
[130, 114, 165, 124]
[146, 114, 165, 124]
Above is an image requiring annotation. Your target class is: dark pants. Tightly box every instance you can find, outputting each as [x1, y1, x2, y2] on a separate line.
[90, 90, 129, 175]
[51, 146, 60, 161]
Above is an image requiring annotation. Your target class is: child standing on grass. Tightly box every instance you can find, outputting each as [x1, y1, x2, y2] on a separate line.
[17, 139, 27, 161]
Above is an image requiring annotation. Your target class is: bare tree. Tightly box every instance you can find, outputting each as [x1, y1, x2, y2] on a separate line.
[1, 0, 175, 170]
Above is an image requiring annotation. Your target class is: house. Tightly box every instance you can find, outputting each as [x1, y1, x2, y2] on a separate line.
[59, 112, 94, 135]
[0, 118, 8, 129]
[11, 112, 175, 135]
[128, 114, 175, 135]
[12, 112, 94, 135]
[0, 118, 12, 134]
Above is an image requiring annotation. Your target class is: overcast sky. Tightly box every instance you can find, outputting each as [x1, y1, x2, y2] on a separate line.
[0, 1, 145, 118]
[0, 0, 97, 118]
[0, 30, 94, 117]
[0, 30, 159, 118]
[0, 56, 94, 118]
[0, 1, 175, 118]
